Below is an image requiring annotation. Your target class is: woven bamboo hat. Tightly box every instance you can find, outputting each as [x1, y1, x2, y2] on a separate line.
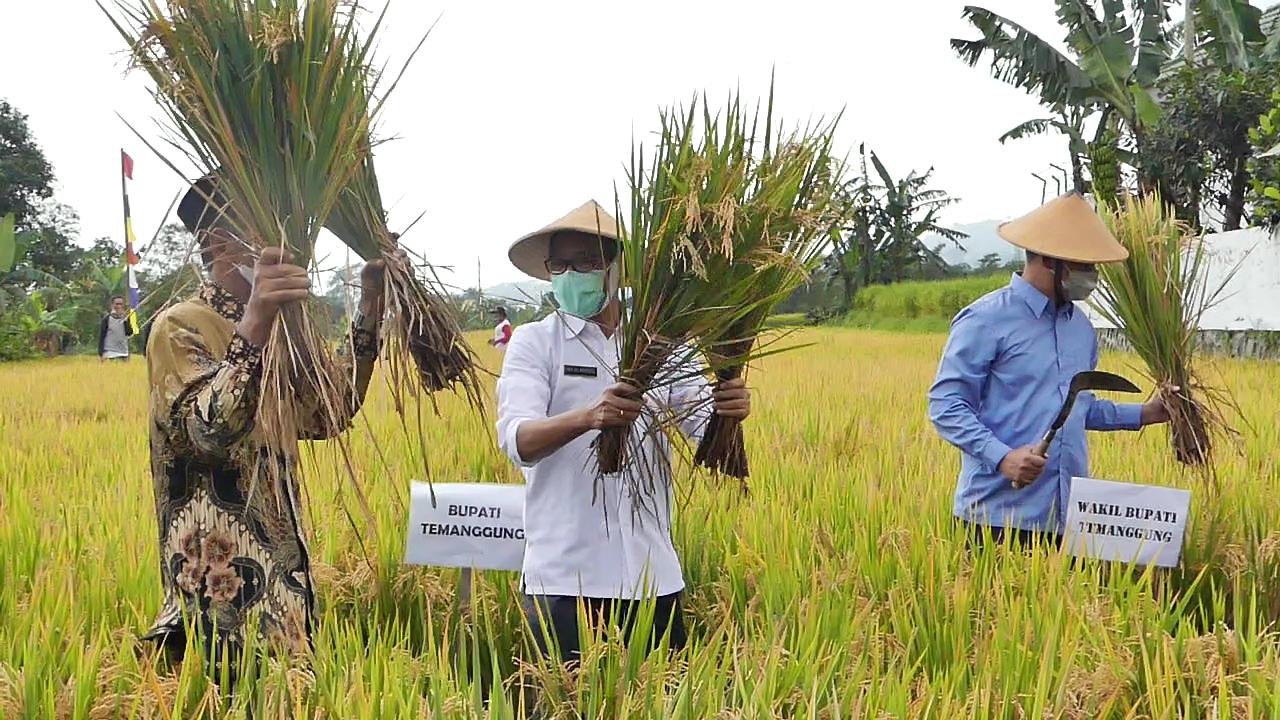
[998, 192, 1128, 264]
[508, 200, 620, 281]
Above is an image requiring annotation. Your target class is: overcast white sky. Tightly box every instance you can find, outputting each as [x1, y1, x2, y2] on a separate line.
[3, 1, 1201, 289]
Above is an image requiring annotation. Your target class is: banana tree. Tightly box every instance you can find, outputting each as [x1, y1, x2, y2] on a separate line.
[868, 152, 969, 281]
[0, 224, 65, 312]
[952, 0, 1173, 187]
[998, 105, 1093, 192]
[1169, 0, 1268, 72]
[26, 289, 81, 356]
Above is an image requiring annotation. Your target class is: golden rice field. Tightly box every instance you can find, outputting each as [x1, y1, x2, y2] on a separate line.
[6, 327, 1280, 719]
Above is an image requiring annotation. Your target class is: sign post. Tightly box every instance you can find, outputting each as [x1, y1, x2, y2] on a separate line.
[1063, 476, 1192, 568]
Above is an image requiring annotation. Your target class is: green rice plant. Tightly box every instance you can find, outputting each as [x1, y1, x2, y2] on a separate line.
[1091, 191, 1245, 486]
[326, 150, 482, 403]
[322, 34, 485, 425]
[11, 318, 1280, 714]
[98, 0, 396, 522]
[689, 84, 845, 487]
[325, 138, 486, 486]
[597, 82, 841, 495]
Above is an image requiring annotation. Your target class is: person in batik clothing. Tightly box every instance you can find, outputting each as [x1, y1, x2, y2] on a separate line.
[140, 174, 392, 681]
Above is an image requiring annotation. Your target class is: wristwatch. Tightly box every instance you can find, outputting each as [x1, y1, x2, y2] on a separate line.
[353, 308, 381, 331]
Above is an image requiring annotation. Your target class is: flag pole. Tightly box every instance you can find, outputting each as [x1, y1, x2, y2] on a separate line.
[121, 150, 141, 336]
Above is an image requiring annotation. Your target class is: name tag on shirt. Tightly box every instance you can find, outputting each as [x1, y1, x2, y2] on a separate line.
[563, 364, 598, 378]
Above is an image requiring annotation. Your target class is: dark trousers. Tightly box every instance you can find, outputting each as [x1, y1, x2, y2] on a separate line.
[517, 592, 687, 717]
[521, 592, 688, 665]
[958, 518, 1063, 551]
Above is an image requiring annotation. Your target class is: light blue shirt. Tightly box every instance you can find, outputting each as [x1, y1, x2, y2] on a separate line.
[927, 273, 1144, 534]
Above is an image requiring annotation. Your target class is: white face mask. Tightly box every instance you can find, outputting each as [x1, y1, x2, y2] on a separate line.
[1062, 267, 1098, 302]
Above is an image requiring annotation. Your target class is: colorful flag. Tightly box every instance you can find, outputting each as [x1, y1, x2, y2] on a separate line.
[121, 150, 141, 335]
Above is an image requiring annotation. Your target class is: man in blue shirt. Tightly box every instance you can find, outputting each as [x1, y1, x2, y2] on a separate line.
[927, 193, 1173, 548]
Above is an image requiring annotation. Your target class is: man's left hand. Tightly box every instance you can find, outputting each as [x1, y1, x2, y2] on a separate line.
[359, 248, 409, 314]
[1140, 385, 1181, 426]
[712, 377, 751, 420]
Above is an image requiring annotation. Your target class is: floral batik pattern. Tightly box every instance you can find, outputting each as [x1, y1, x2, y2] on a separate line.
[142, 282, 379, 661]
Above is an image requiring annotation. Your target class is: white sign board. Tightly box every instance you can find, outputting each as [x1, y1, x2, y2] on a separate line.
[403, 482, 526, 571]
[1063, 476, 1192, 568]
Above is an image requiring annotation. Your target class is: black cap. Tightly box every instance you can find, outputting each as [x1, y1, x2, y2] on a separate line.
[176, 173, 231, 233]
[491, 305, 507, 315]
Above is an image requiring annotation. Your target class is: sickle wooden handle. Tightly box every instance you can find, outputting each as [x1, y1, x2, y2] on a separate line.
[1010, 438, 1052, 490]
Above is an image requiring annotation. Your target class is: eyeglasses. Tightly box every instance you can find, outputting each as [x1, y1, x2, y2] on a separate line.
[544, 257, 606, 275]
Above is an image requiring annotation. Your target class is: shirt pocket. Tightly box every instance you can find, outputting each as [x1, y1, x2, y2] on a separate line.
[548, 374, 603, 417]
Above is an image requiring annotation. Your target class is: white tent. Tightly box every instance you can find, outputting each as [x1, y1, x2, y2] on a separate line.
[1083, 227, 1280, 332]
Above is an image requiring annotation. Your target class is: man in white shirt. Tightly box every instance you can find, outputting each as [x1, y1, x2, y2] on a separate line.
[495, 199, 750, 667]
[489, 306, 512, 351]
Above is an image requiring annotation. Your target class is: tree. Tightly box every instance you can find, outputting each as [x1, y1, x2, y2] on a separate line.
[135, 223, 201, 314]
[951, 1, 1173, 189]
[1169, 0, 1271, 75]
[138, 222, 198, 277]
[825, 146, 968, 309]
[0, 100, 55, 230]
[826, 149, 883, 307]
[998, 105, 1091, 193]
[1247, 90, 1280, 230]
[1141, 1, 1279, 231]
[23, 202, 81, 277]
[1143, 61, 1279, 231]
[870, 151, 969, 283]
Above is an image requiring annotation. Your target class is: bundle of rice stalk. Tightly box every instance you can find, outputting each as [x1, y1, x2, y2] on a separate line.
[325, 145, 484, 410]
[100, 0, 387, 508]
[1090, 192, 1245, 482]
[689, 94, 845, 488]
[596, 85, 836, 486]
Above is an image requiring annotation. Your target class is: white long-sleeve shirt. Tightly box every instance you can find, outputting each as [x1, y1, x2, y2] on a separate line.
[494, 310, 712, 599]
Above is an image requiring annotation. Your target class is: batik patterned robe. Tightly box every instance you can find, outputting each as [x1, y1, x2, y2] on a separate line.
[141, 282, 378, 658]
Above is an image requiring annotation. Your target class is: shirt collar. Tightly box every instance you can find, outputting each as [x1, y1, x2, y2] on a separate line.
[198, 282, 246, 322]
[558, 311, 631, 348]
[1009, 272, 1054, 318]
[560, 311, 588, 339]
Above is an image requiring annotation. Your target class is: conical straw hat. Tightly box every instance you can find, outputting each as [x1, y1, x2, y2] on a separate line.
[997, 192, 1128, 264]
[508, 200, 620, 281]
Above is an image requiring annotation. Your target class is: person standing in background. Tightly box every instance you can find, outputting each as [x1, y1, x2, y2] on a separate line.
[99, 295, 134, 362]
[489, 305, 513, 351]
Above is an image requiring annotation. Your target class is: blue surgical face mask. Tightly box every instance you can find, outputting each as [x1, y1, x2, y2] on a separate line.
[551, 270, 608, 318]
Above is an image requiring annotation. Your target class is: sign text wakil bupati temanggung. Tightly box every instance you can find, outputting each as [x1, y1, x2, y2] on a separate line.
[1073, 501, 1180, 543]
[1063, 477, 1192, 569]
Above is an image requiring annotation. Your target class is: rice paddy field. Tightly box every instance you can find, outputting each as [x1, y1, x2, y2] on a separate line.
[6, 326, 1280, 719]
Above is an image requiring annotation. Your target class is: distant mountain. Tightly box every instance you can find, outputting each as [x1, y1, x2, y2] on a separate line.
[924, 219, 1021, 268]
[481, 279, 550, 306]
